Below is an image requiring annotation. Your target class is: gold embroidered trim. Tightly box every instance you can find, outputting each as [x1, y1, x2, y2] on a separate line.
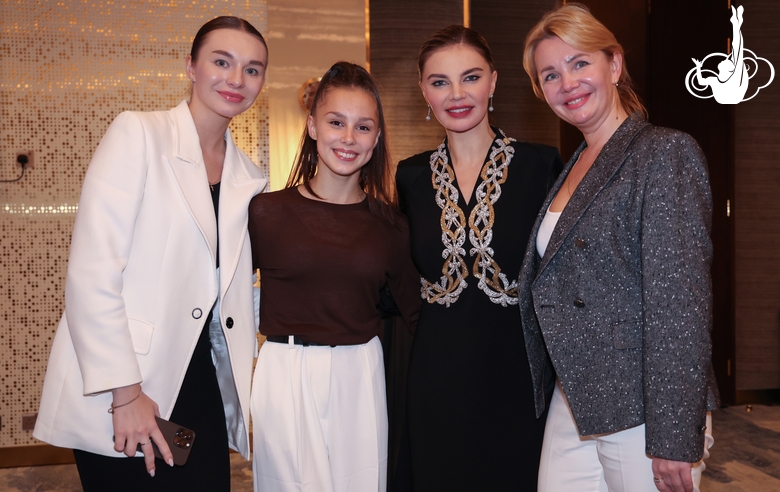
[422, 129, 518, 307]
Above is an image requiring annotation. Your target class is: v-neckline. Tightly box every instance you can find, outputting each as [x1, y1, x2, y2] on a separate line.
[446, 143, 492, 208]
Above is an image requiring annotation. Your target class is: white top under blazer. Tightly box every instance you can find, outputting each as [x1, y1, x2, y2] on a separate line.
[536, 206, 562, 258]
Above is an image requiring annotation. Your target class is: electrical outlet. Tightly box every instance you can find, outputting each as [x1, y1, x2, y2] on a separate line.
[22, 413, 37, 431]
[16, 150, 34, 169]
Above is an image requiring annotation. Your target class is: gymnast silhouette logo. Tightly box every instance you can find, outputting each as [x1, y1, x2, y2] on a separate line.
[685, 5, 774, 104]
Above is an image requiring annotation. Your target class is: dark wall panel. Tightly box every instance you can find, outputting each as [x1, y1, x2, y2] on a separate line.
[733, 0, 780, 393]
[368, 0, 462, 164]
[471, 0, 559, 147]
[648, 0, 735, 402]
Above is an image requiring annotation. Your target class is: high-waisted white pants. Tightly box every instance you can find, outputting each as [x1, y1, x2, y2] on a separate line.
[251, 336, 387, 492]
[538, 382, 713, 492]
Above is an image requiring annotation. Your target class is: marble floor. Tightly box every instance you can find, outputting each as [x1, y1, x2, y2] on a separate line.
[700, 404, 780, 492]
[1, 404, 779, 491]
[0, 451, 253, 492]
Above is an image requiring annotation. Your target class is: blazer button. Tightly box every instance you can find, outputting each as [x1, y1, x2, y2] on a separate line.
[192, 308, 202, 319]
[225, 317, 234, 329]
[573, 299, 585, 308]
[575, 238, 587, 249]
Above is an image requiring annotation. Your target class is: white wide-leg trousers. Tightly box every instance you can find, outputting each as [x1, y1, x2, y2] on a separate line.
[251, 336, 388, 492]
[538, 383, 713, 492]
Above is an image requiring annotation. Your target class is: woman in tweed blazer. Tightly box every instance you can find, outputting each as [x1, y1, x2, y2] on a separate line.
[520, 4, 719, 492]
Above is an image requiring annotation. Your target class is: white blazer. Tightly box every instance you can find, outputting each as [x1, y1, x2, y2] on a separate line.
[34, 101, 267, 459]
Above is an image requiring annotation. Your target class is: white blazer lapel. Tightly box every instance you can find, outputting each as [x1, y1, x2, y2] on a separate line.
[166, 101, 218, 265]
[218, 129, 267, 294]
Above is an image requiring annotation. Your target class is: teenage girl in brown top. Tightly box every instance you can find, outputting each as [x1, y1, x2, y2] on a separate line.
[247, 62, 420, 492]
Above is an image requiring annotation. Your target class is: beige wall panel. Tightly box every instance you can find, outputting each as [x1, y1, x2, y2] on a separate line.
[0, 0, 268, 449]
[265, 0, 366, 190]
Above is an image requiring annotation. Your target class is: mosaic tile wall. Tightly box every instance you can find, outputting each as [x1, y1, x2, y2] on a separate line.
[0, 0, 268, 448]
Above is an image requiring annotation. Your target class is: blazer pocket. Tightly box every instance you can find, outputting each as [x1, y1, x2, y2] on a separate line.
[612, 320, 642, 349]
[127, 317, 154, 355]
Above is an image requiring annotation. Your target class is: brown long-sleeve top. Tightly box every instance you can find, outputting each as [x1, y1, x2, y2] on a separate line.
[247, 186, 420, 346]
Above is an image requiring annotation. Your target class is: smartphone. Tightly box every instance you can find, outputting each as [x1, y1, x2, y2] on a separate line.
[135, 417, 196, 466]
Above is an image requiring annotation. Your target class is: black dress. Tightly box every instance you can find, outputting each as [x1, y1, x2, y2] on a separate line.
[395, 130, 562, 491]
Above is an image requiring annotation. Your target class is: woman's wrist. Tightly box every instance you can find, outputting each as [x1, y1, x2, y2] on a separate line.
[109, 383, 142, 413]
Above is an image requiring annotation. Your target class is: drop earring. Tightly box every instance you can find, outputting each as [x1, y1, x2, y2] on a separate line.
[425, 104, 431, 121]
[488, 94, 494, 112]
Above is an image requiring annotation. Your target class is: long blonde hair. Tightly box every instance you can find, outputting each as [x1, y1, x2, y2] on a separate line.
[523, 3, 647, 119]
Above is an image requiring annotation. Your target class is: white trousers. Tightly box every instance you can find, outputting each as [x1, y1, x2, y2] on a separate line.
[251, 336, 388, 492]
[538, 383, 713, 492]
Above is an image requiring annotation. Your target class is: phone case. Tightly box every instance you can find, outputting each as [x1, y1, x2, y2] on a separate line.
[135, 417, 196, 466]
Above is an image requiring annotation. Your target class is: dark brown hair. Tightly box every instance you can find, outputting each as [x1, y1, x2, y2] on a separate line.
[523, 3, 646, 119]
[286, 62, 398, 224]
[417, 25, 495, 79]
[190, 16, 267, 62]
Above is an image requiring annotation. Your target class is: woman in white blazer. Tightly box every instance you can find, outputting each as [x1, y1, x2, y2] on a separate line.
[33, 17, 268, 491]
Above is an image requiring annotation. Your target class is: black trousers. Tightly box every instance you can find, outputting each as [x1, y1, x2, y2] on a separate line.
[74, 317, 231, 492]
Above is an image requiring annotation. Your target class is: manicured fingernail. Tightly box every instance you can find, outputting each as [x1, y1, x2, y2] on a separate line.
[168, 458, 174, 467]
[149, 468, 155, 477]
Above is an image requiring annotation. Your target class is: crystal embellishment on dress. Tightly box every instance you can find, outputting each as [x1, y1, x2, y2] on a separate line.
[423, 129, 518, 307]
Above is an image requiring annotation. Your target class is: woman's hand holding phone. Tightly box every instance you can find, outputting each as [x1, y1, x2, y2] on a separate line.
[111, 383, 174, 476]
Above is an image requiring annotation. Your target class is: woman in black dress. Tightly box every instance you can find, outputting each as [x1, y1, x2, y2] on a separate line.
[395, 26, 562, 490]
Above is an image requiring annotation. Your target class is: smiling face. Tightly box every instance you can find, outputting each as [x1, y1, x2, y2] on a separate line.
[534, 36, 622, 134]
[186, 28, 268, 122]
[420, 44, 497, 134]
[307, 87, 381, 184]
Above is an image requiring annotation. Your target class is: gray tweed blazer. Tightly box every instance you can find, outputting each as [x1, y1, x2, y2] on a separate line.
[518, 116, 720, 462]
